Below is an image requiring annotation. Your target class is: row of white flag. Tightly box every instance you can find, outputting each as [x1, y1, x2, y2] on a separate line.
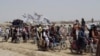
[22, 13, 51, 24]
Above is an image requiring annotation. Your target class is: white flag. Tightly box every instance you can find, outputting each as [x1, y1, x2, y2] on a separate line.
[22, 13, 27, 18]
[28, 14, 34, 20]
[43, 18, 51, 24]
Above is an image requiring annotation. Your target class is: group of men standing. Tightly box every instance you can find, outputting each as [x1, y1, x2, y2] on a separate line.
[0, 18, 100, 56]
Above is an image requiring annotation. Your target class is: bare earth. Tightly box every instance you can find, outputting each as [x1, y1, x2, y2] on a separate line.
[0, 37, 90, 56]
[0, 49, 25, 56]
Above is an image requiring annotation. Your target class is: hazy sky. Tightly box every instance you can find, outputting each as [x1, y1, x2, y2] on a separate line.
[0, 0, 100, 23]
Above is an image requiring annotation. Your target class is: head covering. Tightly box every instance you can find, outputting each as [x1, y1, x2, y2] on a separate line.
[38, 26, 42, 32]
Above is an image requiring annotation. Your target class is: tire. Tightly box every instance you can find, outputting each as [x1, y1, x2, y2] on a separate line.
[15, 37, 20, 43]
[90, 46, 96, 56]
[17, 38, 20, 43]
[52, 43, 61, 52]
[2, 36, 8, 42]
[70, 47, 74, 53]
[70, 44, 78, 54]
[61, 42, 67, 50]
[90, 48, 94, 56]
[85, 45, 90, 53]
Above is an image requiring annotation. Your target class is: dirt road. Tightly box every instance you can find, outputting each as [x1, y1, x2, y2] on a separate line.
[0, 37, 90, 56]
[0, 49, 26, 56]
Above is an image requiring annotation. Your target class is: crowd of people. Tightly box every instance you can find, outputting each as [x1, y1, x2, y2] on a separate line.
[0, 19, 100, 56]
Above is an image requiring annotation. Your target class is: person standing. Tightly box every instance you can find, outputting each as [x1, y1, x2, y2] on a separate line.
[81, 18, 85, 27]
[0, 26, 2, 36]
[11, 27, 17, 43]
[81, 18, 86, 33]
[22, 27, 28, 43]
[96, 29, 100, 56]
[68, 25, 72, 37]
[4, 28, 10, 42]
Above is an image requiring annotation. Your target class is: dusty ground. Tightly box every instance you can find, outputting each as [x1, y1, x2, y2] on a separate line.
[0, 37, 91, 56]
[0, 49, 26, 56]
